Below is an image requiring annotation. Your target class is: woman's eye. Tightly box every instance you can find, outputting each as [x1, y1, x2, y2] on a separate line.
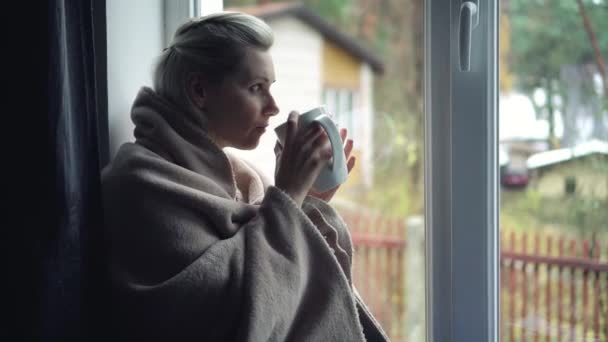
[250, 84, 262, 93]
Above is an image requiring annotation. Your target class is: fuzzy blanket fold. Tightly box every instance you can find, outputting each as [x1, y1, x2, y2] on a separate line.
[101, 87, 388, 341]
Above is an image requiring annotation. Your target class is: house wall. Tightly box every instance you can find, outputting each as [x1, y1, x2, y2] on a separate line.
[321, 41, 375, 190]
[503, 140, 546, 171]
[530, 154, 608, 198]
[507, 152, 528, 171]
[226, 16, 323, 181]
[336, 63, 374, 193]
[322, 41, 361, 88]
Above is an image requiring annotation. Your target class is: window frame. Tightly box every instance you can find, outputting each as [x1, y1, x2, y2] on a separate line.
[198, 0, 221, 15]
[425, 0, 500, 341]
[322, 87, 357, 134]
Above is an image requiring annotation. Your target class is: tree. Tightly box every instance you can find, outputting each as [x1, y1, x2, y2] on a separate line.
[508, 0, 608, 147]
[576, 0, 608, 98]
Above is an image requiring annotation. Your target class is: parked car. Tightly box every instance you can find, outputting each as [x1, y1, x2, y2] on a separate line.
[501, 167, 529, 188]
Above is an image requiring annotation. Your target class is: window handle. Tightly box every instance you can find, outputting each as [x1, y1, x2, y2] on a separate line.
[459, 1, 479, 71]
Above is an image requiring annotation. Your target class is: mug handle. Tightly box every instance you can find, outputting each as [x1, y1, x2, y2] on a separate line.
[314, 114, 346, 171]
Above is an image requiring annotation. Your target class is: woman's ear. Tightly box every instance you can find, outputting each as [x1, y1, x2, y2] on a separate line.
[187, 73, 206, 110]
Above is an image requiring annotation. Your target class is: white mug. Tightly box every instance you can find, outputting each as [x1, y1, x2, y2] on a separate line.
[275, 106, 348, 192]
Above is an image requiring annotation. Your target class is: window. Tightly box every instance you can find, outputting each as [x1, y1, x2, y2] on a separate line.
[221, 0, 501, 340]
[323, 88, 356, 137]
[426, 0, 499, 340]
[224, 0, 427, 339]
[499, 1, 608, 341]
[107, 1, 506, 340]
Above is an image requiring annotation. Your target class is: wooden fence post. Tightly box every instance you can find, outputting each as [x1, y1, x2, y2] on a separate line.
[405, 215, 424, 342]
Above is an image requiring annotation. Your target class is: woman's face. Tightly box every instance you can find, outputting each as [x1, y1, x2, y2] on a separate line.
[202, 48, 280, 150]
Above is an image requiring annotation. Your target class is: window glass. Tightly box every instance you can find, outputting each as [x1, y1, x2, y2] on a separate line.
[225, 1, 426, 340]
[323, 88, 338, 121]
[499, 1, 608, 340]
[323, 88, 356, 134]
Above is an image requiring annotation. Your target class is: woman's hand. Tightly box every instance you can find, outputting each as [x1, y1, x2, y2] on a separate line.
[274, 111, 333, 207]
[307, 127, 356, 203]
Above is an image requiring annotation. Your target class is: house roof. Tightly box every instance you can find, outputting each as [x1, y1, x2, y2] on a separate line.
[226, 2, 385, 74]
[527, 139, 608, 169]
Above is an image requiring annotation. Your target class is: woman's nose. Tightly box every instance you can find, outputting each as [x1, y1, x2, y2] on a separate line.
[265, 93, 280, 117]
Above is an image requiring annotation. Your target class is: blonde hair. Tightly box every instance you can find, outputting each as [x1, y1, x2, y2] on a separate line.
[152, 12, 274, 119]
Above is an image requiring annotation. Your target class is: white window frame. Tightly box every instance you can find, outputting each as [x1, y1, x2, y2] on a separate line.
[198, 0, 222, 15]
[425, 1, 499, 341]
[323, 87, 357, 134]
[163, 0, 222, 49]
[323, 88, 338, 120]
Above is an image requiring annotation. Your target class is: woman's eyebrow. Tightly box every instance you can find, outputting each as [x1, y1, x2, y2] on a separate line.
[251, 76, 273, 83]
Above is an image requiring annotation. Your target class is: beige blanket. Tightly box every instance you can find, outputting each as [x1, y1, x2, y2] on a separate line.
[101, 87, 388, 341]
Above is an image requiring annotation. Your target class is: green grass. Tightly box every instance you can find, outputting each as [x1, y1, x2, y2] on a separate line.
[500, 187, 608, 254]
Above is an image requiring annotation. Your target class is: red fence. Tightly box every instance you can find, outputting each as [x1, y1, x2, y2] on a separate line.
[501, 232, 608, 342]
[344, 213, 409, 341]
[342, 213, 608, 342]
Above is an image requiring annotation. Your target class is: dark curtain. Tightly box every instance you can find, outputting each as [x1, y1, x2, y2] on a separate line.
[45, 0, 109, 340]
[7, 0, 109, 341]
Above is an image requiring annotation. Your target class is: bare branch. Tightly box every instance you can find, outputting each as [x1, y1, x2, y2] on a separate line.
[576, 0, 608, 97]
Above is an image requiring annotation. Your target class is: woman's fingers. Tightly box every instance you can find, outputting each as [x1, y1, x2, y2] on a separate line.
[344, 138, 353, 159]
[275, 116, 341, 206]
[315, 133, 333, 160]
[283, 111, 299, 155]
[299, 123, 331, 158]
[340, 128, 347, 143]
[347, 156, 356, 173]
[299, 122, 323, 144]
[306, 133, 331, 170]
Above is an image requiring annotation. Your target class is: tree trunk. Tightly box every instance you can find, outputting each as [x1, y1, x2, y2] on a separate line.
[545, 79, 558, 149]
[575, 0, 608, 98]
[560, 65, 582, 147]
[559, 64, 608, 146]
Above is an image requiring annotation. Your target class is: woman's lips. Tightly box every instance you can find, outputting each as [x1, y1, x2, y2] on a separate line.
[255, 125, 268, 133]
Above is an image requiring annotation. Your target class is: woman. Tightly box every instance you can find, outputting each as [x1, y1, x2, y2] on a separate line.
[102, 11, 388, 341]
